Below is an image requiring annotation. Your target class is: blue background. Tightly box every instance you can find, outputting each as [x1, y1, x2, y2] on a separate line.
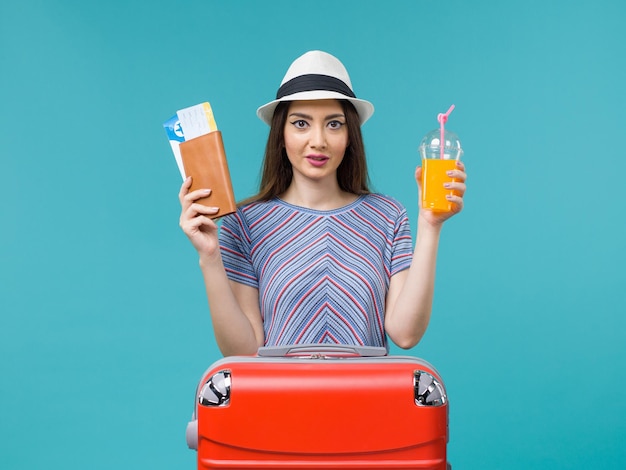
[2, 1, 625, 468]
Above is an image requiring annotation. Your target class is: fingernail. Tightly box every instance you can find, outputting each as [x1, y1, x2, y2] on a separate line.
[443, 182, 452, 188]
[446, 170, 454, 176]
[202, 189, 212, 195]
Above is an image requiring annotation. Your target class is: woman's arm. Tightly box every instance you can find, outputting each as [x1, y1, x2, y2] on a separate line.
[384, 161, 466, 349]
[198, 252, 264, 356]
[384, 220, 441, 348]
[179, 177, 264, 356]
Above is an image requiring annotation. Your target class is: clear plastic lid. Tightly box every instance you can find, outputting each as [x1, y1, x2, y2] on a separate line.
[418, 128, 463, 160]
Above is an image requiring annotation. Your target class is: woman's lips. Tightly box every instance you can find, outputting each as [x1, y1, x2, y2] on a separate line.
[306, 155, 329, 167]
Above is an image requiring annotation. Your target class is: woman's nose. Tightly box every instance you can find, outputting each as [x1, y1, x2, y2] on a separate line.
[309, 126, 327, 149]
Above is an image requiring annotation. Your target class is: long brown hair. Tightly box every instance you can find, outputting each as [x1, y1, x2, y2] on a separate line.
[239, 100, 370, 206]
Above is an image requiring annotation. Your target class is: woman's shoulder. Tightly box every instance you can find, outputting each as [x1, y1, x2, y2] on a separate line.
[223, 198, 282, 226]
[237, 198, 279, 213]
[359, 193, 408, 217]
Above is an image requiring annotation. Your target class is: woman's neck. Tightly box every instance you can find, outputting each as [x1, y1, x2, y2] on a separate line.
[280, 179, 358, 211]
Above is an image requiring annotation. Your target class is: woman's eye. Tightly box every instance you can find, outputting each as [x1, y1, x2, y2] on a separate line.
[292, 120, 308, 129]
[328, 120, 345, 129]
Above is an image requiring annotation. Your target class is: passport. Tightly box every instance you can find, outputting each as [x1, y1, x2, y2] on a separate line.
[163, 102, 236, 218]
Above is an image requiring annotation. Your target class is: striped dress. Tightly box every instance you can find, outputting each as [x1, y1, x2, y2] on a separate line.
[219, 194, 413, 348]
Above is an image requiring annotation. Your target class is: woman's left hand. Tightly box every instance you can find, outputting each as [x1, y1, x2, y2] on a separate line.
[415, 160, 467, 227]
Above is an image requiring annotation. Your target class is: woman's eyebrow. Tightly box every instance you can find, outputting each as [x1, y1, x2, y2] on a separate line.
[288, 112, 313, 120]
[288, 112, 346, 120]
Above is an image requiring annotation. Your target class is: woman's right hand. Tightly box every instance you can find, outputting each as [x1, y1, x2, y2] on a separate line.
[178, 177, 221, 258]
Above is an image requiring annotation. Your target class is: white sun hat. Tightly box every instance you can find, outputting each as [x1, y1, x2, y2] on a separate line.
[256, 50, 375, 126]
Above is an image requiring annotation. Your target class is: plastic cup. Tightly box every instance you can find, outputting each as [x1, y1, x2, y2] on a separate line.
[418, 129, 463, 212]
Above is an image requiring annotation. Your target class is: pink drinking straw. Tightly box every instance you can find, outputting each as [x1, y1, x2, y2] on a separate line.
[437, 104, 455, 159]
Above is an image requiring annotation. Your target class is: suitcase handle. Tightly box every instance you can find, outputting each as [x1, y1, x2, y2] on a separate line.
[257, 344, 388, 358]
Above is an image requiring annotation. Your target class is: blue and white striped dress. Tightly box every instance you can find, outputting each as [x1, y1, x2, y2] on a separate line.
[219, 194, 413, 347]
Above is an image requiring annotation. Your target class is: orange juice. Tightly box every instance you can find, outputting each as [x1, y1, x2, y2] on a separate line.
[421, 158, 458, 212]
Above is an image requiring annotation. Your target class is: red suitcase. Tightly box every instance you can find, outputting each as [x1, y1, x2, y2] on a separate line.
[186, 344, 450, 469]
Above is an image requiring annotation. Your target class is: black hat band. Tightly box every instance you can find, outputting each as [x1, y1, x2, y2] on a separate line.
[276, 74, 356, 100]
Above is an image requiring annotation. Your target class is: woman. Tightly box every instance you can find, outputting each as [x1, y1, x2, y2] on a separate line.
[179, 51, 467, 356]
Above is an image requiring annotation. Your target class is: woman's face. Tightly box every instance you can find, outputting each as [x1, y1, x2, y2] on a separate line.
[283, 99, 349, 185]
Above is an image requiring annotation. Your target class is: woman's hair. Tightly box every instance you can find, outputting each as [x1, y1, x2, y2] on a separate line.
[239, 100, 370, 206]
